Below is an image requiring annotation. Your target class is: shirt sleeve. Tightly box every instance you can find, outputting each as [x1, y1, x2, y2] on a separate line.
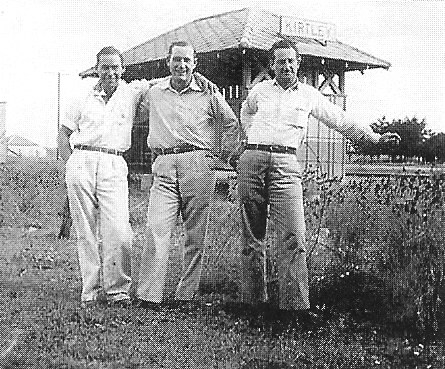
[310, 89, 380, 144]
[62, 95, 82, 132]
[240, 86, 259, 134]
[211, 90, 241, 157]
[129, 78, 166, 92]
[134, 88, 150, 126]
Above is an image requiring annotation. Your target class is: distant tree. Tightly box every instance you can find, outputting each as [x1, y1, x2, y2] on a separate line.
[350, 116, 432, 162]
[422, 133, 445, 163]
[370, 116, 429, 161]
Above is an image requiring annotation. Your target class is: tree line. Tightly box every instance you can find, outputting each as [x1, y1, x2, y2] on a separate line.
[350, 116, 445, 163]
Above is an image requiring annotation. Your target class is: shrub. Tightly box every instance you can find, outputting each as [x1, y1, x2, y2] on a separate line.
[307, 174, 445, 332]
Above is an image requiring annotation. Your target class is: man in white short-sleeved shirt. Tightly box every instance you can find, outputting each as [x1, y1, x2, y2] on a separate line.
[58, 46, 146, 306]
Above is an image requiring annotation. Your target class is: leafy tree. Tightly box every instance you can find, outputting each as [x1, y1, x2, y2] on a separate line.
[352, 116, 430, 161]
[422, 133, 445, 163]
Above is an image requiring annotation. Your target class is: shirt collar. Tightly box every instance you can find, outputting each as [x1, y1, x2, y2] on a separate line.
[93, 80, 125, 97]
[273, 78, 299, 91]
[160, 75, 203, 93]
[93, 89, 107, 98]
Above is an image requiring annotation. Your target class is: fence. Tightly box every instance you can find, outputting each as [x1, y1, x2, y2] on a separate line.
[302, 94, 346, 178]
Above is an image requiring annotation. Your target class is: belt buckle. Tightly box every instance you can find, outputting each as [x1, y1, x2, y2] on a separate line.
[269, 145, 274, 152]
[172, 147, 179, 154]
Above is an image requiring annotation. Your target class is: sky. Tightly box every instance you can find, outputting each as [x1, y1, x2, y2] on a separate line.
[0, 0, 444, 147]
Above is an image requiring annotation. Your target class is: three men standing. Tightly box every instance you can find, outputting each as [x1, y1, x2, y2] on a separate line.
[60, 39, 398, 314]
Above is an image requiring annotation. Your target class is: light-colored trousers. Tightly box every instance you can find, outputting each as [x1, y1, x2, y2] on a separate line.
[65, 150, 132, 302]
[237, 149, 310, 311]
[137, 150, 216, 303]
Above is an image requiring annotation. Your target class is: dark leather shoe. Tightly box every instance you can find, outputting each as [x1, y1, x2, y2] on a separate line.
[278, 309, 320, 327]
[80, 300, 97, 309]
[132, 298, 162, 311]
[166, 299, 198, 311]
[108, 298, 131, 308]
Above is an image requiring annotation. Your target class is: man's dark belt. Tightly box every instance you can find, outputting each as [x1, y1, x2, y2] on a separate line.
[151, 144, 206, 155]
[245, 143, 297, 155]
[74, 144, 124, 156]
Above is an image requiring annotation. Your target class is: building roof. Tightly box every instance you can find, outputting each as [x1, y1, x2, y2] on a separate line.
[8, 135, 40, 147]
[123, 7, 390, 69]
[80, 7, 390, 78]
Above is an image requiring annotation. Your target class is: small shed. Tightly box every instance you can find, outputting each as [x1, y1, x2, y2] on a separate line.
[7, 135, 47, 158]
[81, 7, 390, 177]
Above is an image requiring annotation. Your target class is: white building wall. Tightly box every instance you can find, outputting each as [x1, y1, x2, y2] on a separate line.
[9, 145, 47, 157]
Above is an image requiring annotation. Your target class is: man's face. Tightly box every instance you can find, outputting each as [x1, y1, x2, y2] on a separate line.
[167, 45, 196, 85]
[96, 53, 124, 91]
[271, 47, 300, 88]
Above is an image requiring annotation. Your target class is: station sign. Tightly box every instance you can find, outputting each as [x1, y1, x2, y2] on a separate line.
[280, 16, 337, 42]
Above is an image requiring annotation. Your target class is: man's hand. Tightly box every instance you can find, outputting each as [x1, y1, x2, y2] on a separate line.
[379, 132, 401, 146]
[146, 77, 164, 88]
[194, 72, 219, 94]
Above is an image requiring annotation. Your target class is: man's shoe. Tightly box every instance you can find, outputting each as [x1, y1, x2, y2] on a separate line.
[133, 298, 162, 312]
[278, 309, 319, 327]
[295, 310, 319, 326]
[80, 300, 97, 309]
[108, 298, 131, 308]
[167, 299, 201, 311]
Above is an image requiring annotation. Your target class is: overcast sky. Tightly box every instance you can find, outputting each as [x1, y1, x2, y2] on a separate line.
[1, 0, 444, 147]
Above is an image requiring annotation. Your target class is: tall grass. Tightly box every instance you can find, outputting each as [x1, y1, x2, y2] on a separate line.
[192, 172, 445, 333]
[3, 158, 445, 333]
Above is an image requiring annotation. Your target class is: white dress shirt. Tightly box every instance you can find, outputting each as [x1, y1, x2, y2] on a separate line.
[241, 79, 379, 148]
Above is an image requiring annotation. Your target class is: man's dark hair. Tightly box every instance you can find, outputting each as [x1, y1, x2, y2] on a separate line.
[269, 39, 300, 62]
[167, 41, 196, 59]
[96, 46, 124, 67]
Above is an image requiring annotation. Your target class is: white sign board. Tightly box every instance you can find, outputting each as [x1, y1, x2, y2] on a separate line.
[280, 16, 337, 42]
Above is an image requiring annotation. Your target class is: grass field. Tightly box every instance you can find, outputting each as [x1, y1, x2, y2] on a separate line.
[1, 157, 445, 368]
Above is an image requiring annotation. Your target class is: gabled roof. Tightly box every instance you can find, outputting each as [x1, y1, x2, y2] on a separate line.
[122, 7, 390, 69]
[8, 135, 39, 147]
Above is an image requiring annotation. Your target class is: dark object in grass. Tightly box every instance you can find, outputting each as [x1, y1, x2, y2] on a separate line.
[132, 298, 163, 312]
[58, 195, 72, 239]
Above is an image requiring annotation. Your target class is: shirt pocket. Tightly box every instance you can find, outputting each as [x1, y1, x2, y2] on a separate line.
[111, 104, 133, 137]
[113, 103, 132, 125]
[292, 107, 310, 130]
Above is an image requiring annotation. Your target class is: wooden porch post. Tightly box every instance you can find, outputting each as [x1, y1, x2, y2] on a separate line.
[241, 49, 251, 100]
[338, 68, 346, 175]
[338, 70, 345, 93]
[338, 69, 346, 108]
